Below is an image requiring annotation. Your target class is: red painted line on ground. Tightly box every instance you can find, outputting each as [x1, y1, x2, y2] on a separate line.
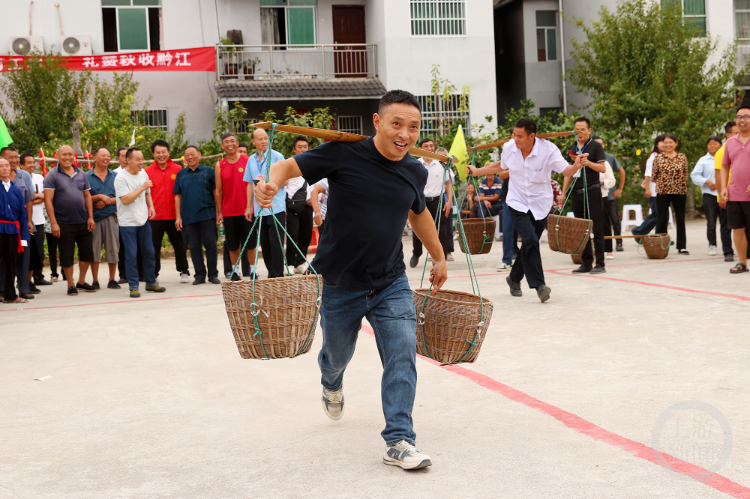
[548, 270, 750, 302]
[0, 293, 223, 312]
[359, 324, 750, 497]
[408, 255, 724, 284]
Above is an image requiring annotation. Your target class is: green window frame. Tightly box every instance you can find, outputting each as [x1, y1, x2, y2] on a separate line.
[662, 0, 707, 36]
[536, 11, 557, 62]
[260, 0, 317, 46]
[102, 0, 161, 52]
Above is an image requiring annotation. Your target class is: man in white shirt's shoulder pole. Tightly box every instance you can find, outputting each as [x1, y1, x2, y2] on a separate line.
[468, 119, 583, 303]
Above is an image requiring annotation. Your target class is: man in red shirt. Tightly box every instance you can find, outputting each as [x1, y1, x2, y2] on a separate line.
[145, 140, 190, 283]
[216, 132, 257, 280]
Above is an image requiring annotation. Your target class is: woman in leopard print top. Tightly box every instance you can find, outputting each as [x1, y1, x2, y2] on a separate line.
[651, 133, 689, 254]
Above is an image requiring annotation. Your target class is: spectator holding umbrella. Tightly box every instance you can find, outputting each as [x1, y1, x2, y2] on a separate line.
[652, 133, 689, 255]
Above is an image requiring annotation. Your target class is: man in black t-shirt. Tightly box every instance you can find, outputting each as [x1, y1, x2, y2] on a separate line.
[254, 90, 447, 471]
[562, 117, 608, 273]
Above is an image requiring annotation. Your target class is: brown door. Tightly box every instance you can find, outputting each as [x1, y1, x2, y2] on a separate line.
[332, 6, 366, 78]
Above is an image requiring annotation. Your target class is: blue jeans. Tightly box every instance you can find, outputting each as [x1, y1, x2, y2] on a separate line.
[502, 203, 517, 265]
[476, 201, 502, 218]
[120, 224, 156, 290]
[632, 197, 658, 236]
[319, 273, 417, 446]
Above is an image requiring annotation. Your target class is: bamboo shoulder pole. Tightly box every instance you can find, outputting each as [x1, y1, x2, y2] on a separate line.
[469, 131, 575, 153]
[252, 122, 454, 163]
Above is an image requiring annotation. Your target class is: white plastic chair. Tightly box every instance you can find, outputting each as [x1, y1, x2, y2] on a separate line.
[493, 215, 501, 240]
[621, 204, 644, 232]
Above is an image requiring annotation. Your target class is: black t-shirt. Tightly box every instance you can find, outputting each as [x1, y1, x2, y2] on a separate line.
[295, 138, 427, 290]
[567, 138, 606, 189]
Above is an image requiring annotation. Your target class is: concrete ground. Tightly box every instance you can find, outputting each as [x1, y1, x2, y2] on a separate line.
[1, 220, 749, 498]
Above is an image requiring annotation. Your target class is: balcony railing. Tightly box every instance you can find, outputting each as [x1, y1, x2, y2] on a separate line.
[216, 44, 377, 81]
[738, 39, 750, 70]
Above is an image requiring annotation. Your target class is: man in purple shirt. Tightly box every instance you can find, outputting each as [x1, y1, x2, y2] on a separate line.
[721, 105, 750, 274]
[43, 145, 97, 295]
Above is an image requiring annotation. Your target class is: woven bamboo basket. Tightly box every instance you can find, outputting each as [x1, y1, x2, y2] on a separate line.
[642, 234, 671, 259]
[222, 275, 321, 359]
[458, 218, 495, 255]
[413, 289, 494, 364]
[548, 214, 592, 255]
[571, 252, 583, 264]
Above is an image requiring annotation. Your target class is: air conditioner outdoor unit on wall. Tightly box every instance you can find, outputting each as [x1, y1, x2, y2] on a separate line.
[9, 36, 45, 55]
[62, 36, 93, 56]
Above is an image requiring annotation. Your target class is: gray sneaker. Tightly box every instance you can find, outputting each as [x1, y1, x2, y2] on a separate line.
[321, 386, 344, 420]
[536, 285, 551, 303]
[506, 275, 522, 297]
[383, 440, 432, 470]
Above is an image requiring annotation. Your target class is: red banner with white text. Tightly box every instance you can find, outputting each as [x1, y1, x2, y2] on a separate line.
[0, 46, 215, 73]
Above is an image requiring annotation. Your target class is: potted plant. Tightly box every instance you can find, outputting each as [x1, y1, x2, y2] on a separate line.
[220, 37, 239, 79]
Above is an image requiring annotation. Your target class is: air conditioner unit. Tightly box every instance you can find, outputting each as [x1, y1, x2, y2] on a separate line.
[9, 36, 45, 55]
[62, 36, 93, 56]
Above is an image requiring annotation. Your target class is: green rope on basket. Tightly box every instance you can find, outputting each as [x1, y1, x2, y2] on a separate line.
[416, 154, 485, 363]
[555, 146, 592, 257]
[230, 122, 322, 359]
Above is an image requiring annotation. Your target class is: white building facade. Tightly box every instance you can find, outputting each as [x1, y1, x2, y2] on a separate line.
[494, 0, 742, 118]
[4, 0, 497, 142]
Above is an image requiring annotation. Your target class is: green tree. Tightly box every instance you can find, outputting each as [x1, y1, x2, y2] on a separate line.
[0, 56, 175, 160]
[567, 0, 741, 171]
[0, 54, 92, 152]
[258, 106, 335, 158]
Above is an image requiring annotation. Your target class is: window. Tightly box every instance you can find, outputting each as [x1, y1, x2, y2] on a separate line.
[539, 107, 561, 118]
[102, 0, 162, 52]
[417, 94, 470, 138]
[336, 116, 363, 135]
[662, 0, 706, 36]
[410, 0, 466, 37]
[536, 11, 557, 62]
[738, 1, 750, 67]
[260, 0, 317, 47]
[132, 109, 168, 131]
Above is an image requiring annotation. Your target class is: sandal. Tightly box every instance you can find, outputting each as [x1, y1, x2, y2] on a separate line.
[4, 297, 29, 304]
[677, 249, 690, 255]
[730, 263, 749, 274]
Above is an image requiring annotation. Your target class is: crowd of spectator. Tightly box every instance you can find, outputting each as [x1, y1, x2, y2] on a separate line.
[1, 108, 748, 304]
[0, 130, 326, 302]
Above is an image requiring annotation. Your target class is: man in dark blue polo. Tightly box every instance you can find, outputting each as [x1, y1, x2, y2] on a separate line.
[174, 145, 222, 285]
[43, 145, 96, 295]
[87, 147, 120, 290]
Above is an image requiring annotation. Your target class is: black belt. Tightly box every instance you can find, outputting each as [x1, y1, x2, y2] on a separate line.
[425, 196, 441, 202]
[574, 184, 601, 195]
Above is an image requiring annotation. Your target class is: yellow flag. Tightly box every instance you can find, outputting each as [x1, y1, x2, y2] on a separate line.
[449, 125, 468, 181]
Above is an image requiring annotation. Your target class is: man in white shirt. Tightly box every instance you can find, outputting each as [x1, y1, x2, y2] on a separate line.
[469, 119, 583, 302]
[113, 146, 142, 283]
[410, 138, 453, 267]
[114, 147, 166, 298]
[20, 153, 52, 287]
